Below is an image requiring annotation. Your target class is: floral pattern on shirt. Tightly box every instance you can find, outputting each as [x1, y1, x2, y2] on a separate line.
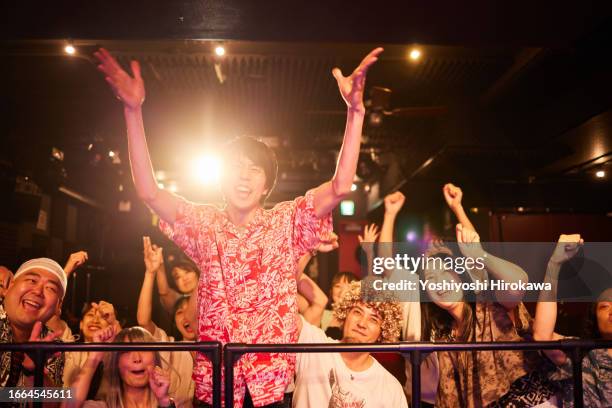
[159, 189, 332, 407]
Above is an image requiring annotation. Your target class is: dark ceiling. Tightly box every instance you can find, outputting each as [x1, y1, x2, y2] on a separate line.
[1, 1, 611, 212]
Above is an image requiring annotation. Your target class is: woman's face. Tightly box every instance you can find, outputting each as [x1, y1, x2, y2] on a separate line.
[172, 267, 198, 294]
[423, 253, 463, 310]
[332, 277, 352, 305]
[174, 301, 196, 341]
[118, 349, 156, 388]
[80, 304, 114, 342]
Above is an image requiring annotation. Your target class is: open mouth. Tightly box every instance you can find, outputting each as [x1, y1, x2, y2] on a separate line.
[182, 321, 194, 333]
[22, 299, 42, 311]
[235, 185, 252, 199]
[130, 369, 147, 377]
[87, 324, 102, 331]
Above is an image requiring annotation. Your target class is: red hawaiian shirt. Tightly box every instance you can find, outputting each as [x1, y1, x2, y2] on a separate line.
[160, 189, 332, 407]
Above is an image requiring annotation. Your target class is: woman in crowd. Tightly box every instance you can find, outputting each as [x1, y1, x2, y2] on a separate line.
[138, 236, 195, 407]
[66, 326, 174, 408]
[534, 234, 612, 407]
[420, 222, 564, 407]
[62, 301, 122, 399]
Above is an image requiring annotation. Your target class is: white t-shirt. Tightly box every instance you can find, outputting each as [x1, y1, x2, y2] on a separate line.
[294, 317, 408, 408]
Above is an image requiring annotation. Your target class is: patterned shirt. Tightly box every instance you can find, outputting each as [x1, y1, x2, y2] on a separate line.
[551, 347, 612, 407]
[0, 302, 65, 406]
[160, 190, 332, 407]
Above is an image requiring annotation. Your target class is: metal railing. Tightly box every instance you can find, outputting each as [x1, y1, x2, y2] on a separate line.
[0, 342, 222, 408]
[225, 339, 612, 408]
[2, 339, 611, 408]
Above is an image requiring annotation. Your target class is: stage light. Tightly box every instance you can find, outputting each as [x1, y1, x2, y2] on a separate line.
[406, 230, 417, 242]
[517, 206, 525, 213]
[409, 48, 421, 61]
[64, 44, 76, 55]
[340, 200, 355, 216]
[215, 45, 226, 57]
[596, 170, 605, 178]
[193, 155, 221, 185]
[470, 207, 479, 214]
[351, 183, 358, 192]
[108, 150, 115, 158]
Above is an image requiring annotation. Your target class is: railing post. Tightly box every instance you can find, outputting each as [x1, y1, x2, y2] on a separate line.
[33, 347, 45, 408]
[572, 346, 583, 408]
[224, 345, 237, 408]
[211, 342, 222, 408]
[410, 349, 421, 408]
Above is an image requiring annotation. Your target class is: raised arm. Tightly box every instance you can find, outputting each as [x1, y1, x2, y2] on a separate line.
[137, 237, 163, 334]
[534, 234, 583, 365]
[64, 326, 115, 408]
[297, 272, 329, 326]
[443, 183, 475, 231]
[313, 48, 383, 218]
[94, 48, 180, 223]
[378, 191, 405, 277]
[154, 259, 181, 314]
[456, 224, 528, 309]
[358, 223, 380, 277]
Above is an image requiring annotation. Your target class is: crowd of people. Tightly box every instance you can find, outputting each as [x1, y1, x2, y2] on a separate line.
[0, 46, 610, 408]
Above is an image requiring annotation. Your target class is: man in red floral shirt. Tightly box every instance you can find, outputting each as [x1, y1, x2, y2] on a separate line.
[95, 46, 383, 407]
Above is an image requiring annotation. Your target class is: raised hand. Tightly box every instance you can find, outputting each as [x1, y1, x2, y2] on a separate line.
[443, 183, 463, 211]
[148, 366, 171, 405]
[64, 251, 88, 277]
[358, 223, 380, 244]
[317, 232, 339, 253]
[456, 223, 484, 259]
[23, 321, 60, 372]
[91, 301, 121, 333]
[332, 47, 384, 114]
[384, 191, 406, 216]
[94, 48, 145, 109]
[143, 236, 164, 273]
[89, 324, 116, 363]
[549, 234, 583, 265]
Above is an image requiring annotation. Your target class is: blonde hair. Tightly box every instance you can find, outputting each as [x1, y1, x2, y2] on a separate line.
[104, 327, 162, 408]
[333, 281, 402, 343]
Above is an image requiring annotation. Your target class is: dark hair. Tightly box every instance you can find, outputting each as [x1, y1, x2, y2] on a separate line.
[329, 271, 359, 307]
[583, 289, 612, 339]
[420, 300, 475, 342]
[222, 136, 278, 202]
[171, 261, 200, 277]
[173, 295, 190, 317]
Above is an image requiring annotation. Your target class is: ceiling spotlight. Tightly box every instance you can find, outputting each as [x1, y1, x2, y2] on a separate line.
[517, 206, 525, 213]
[193, 155, 221, 185]
[351, 183, 358, 192]
[64, 44, 76, 55]
[406, 230, 417, 242]
[409, 48, 421, 61]
[595, 170, 605, 178]
[215, 45, 226, 57]
[108, 150, 115, 158]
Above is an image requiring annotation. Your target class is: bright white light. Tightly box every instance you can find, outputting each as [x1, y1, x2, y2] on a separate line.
[351, 183, 358, 192]
[108, 150, 115, 158]
[596, 170, 605, 178]
[193, 155, 221, 185]
[64, 45, 76, 55]
[340, 200, 355, 216]
[517, 206, 525, 212]
[158, 182, 165, 189]
[215, 46, 226, 57]
[168, 182, 178, 193]
[406, 230, 417, 242]
[409, 48, 421, 61]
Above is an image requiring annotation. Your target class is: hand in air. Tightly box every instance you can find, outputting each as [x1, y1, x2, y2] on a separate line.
[549, 234, 583, 265]
[94, 48, 145, 109]
[384, 191, 406, 216]
[443, 183, 464, 211]
[332, 47, 384, 114]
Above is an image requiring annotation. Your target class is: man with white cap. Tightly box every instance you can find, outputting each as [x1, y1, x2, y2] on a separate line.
[0, 257, 67, 389]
